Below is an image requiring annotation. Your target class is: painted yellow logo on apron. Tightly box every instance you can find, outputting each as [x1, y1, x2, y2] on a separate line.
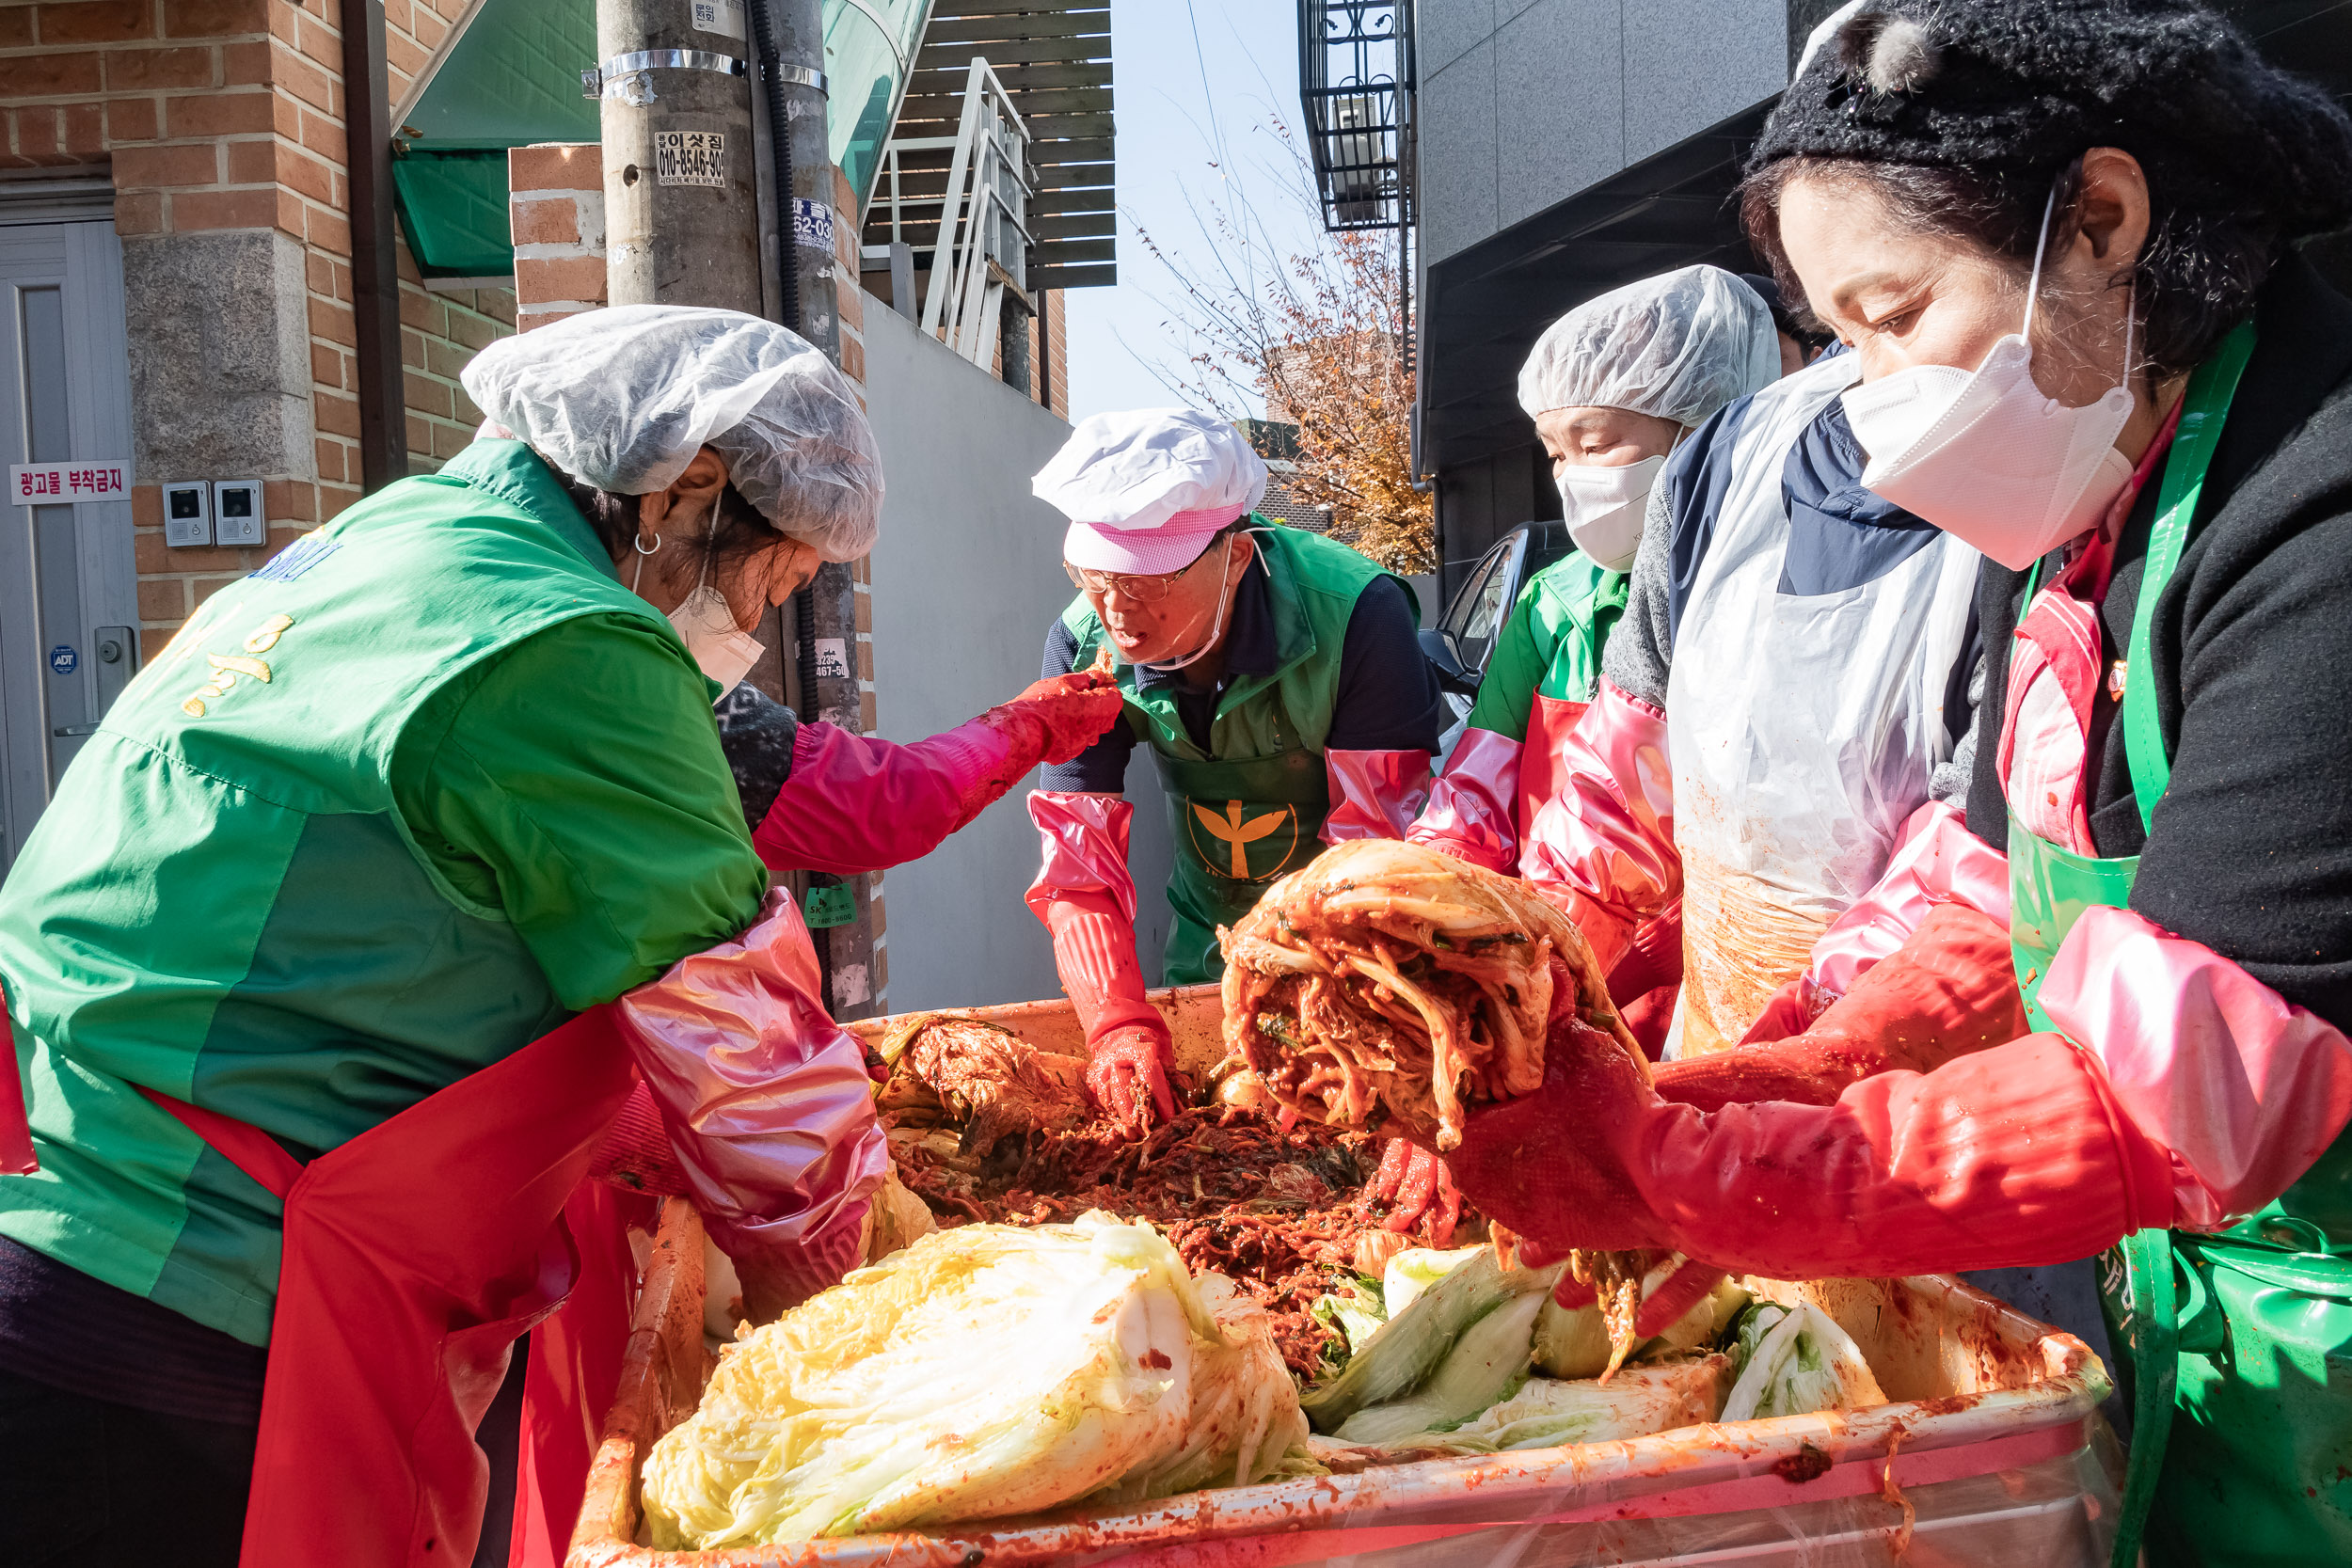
[181, 613, 294, 718]
[1189, 799, 1300, 881]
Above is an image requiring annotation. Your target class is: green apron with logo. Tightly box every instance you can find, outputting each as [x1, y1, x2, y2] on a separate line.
[2002, 324, 2352, 1567]
[1060, 525, 1411, 985]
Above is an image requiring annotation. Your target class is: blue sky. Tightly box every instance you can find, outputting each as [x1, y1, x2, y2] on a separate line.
[1063, 0, 1330, 421]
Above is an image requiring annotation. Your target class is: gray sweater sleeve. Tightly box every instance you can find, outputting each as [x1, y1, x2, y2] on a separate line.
[1601, 481, 1677, 710]
[1929, 650, 1984, 806]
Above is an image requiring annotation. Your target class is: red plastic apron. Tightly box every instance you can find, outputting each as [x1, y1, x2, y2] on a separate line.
[0, 998, 638, 1568]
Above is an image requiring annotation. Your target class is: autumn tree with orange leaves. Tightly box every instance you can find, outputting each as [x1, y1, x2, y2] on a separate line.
[1133, 121, 1434, 575]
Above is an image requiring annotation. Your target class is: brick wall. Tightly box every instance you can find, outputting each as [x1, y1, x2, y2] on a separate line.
[397, 239, 513, 468]
[0, 0, 510, 652]
[506, 141, 605, 331]
[1041, 287, 1068, 420]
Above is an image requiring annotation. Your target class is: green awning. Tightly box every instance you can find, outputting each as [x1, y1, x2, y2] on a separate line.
[391, 0, 597, 277]
[391, 150, 519, 278]
[390, 0, 930, 277]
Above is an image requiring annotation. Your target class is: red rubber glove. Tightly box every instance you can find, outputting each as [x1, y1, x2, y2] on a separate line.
[1445, 1008, 2173, 1279]
[1365, 1137, 1461, 1245]
[1026, 791, 1175, 1130]
[1650, 902, 2025, 1113]
[978, 668, 1127, 767]
[752, 671, 1122, 876]
[1086, 1022, 1178, 1128]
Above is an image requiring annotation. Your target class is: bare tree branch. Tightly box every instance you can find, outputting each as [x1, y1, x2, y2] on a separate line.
[1133, 116, 1434, 574]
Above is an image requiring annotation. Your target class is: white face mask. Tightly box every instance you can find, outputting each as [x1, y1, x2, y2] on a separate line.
[1135, 531, 1248, 674]
[1839, 187, 2137, 572]
[635, 532, 766, 699]
[1555, 452, 1667, 573]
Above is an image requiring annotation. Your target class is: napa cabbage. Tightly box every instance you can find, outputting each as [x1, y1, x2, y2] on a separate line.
[1362, 1356, 1728, 1453]
[641, 1212, 1306, 1547]
[1719, 1300, 1886, 1422]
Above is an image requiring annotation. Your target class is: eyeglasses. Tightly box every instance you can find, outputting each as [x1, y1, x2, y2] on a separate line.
[1064, 540, 1218, 603]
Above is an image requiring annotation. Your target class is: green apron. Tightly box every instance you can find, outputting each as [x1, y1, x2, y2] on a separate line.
[2002, 323, 2352, 1566]
[1059, 526, 1411, 985]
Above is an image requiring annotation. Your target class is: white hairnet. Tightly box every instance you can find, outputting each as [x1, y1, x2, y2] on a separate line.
[1032, 407, 1268, 530]
[1516, 265, 1780, 429]
[460, 304, 883, 562]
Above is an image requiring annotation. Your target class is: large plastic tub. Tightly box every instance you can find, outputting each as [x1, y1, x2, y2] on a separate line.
[567, 993, 2123, 1568]
[841, 983, 1231, 1078]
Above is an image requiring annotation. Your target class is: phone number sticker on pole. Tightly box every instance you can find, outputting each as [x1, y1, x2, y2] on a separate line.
[11, 462, 129, 503]
[654, 130, 727, 186]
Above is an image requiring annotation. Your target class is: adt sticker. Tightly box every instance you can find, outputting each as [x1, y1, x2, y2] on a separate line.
[48, 644, 77, 675]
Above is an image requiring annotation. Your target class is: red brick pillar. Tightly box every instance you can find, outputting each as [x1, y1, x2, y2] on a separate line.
[507, 144, 608, 331]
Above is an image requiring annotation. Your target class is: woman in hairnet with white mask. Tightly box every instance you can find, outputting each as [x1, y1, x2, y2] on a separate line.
[1410, 268, 1778, 1038]
[0, 306, 1118, 1568]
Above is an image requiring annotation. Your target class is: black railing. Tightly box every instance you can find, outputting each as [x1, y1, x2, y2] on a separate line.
[1297, 1, 1413, 232]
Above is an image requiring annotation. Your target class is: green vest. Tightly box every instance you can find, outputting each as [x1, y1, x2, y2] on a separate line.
[0, 441, 713, 1346]
[2003, 325, 2352, 1567]
[1058, 526, 1411, 985]
[1463, 553, 1629, 741]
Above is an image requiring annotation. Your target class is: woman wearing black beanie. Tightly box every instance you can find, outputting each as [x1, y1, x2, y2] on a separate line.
[1423, 4, 2352, 1561]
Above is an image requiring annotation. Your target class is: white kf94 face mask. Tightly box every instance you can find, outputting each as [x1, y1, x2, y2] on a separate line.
[1556, 452, 1667, 573]
[635, 531, 767, 699]
[1838, 187, 2137, 572]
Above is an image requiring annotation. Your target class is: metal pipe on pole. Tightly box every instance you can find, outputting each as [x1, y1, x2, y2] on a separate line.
[596, 0, 882, 1017]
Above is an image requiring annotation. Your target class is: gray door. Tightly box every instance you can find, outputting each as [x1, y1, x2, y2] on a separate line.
[0, 198, 136, 873]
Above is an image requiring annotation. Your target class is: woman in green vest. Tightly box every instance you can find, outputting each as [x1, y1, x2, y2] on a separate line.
[0, 306, 1113, 1566]
[1427, 4, 2352, 1562]
[1025, 409, 1444, 1125]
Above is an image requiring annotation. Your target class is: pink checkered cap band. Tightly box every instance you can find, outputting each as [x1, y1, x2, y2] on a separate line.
[1061, 502, 1251, 576]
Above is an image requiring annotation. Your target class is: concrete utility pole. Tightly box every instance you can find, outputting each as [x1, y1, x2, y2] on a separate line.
[596, 0, 762, 313]
[596, 0, 882, 1019]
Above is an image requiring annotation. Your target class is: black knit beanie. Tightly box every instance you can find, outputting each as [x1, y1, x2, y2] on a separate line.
[1749, 0, 2352, 242]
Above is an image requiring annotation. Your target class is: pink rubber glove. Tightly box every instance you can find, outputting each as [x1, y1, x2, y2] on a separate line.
[751, 670, 1122, 875]
[1519, 679, 1679, 976]
[1652, 903, 2025, 1113]
[1025, 791, 1173, 1127]
[1407, 727, 1522, 872]
[1322, 748, 1436, 844]
[1746, 800, 2015, 1037]
[1086, 1022, 1179, 1127]
[612, 888, 889, 1319]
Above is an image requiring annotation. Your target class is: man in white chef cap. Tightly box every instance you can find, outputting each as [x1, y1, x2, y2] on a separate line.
[1025, 408, 1443, 1125]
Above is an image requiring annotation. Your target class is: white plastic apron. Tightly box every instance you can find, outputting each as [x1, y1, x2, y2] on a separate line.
[1664, 354, 1981, 1055]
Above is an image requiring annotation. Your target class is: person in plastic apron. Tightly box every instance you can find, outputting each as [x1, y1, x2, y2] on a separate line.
[1429, 6, 2352, 1562]
[0, 307, 1097, 1568]
[1517, 339, 1998, 1068]
[1375, 268, 1781, 1227]
[1025, 409, 1443, 1124]
[1411, 266, 1781, 1047]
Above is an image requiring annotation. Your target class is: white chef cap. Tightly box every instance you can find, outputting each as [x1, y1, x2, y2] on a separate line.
[460, 304, 883, 562]
[1516, 265, 1780, 430]
[1033, 408, 1271, 575]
